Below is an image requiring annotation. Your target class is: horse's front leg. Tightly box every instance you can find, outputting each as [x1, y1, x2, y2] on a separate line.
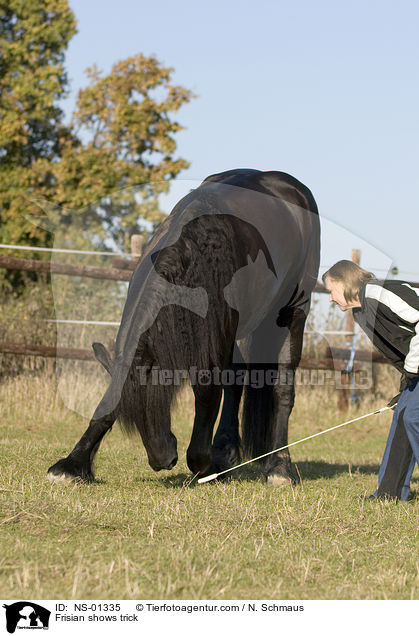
[211, 377, 244, 472]
[48, 411, 116, 482]
[187, 383, 222, 475]
[265, 306, 308, 486]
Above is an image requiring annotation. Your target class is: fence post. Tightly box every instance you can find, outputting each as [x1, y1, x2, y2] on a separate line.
[338, 248, 361, 410]
[131, 234, 143, 260]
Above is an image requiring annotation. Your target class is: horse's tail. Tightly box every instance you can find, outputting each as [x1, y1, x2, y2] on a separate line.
[241, 381, 275, 460]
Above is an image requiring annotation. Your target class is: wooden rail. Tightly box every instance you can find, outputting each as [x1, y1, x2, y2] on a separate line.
[0, 255, 333, 291]
[327, 347, 388, 364]
[0, 255, 133, 281]
[0, 342, 95, 360]
[0, 341, 363, 371]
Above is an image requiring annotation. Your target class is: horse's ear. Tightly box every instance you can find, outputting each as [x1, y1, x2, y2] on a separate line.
[92, 342, 113, 375]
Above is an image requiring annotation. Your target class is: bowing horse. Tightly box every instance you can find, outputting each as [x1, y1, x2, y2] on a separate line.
[48, 169, 320, 485]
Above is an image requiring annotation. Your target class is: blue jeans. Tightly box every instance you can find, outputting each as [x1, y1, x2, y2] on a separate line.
[373, 377, 419, 500]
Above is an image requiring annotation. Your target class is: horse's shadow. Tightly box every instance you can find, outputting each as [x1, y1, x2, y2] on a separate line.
[293, 460, 381, 481]
[156, 460, 392, 488]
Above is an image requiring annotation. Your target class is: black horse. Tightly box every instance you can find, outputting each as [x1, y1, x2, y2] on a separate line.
[48, 169, 320, 485]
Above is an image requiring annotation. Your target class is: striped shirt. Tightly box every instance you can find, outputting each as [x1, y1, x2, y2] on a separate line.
[353, 280, 419, 374]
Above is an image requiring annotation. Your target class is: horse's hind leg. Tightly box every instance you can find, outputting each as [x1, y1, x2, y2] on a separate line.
[48, 410, 116, 483]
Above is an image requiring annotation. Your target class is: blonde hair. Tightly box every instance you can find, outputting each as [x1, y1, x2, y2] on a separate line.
[322, 260, 376, 303]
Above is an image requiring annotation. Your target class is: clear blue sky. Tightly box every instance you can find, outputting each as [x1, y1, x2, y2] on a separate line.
[65, 0, 419, 279]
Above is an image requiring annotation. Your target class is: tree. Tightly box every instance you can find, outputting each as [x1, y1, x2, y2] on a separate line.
[44, 54, 194, 248]
[0, 0, 194, 263]
[0, 0, 77, 247]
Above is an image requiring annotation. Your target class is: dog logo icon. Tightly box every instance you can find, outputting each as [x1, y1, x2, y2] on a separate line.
[2, 602, 50, 633]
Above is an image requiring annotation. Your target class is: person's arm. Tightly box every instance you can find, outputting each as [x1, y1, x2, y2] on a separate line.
[387, 321, 419, 407]
[365, 282, 419, 376]
[404, 320, 419, 374]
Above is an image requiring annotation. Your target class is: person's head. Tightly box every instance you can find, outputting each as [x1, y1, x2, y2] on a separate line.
[322, 260, 376, 311]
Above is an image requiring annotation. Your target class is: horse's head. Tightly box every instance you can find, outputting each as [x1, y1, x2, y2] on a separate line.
[93, 337, 178, 471]
[116, 336, 179, 472]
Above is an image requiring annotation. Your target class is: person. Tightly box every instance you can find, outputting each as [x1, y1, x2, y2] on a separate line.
[322, 260, 419, 501]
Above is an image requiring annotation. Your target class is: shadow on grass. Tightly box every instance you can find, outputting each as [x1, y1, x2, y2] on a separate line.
[295, 461, 418, 484]
[294, 460, 380, 481]
[133, 473, 200, 489]
[213, 461, 383, 484]
[144, 462, 418, 489]
[161, 473, 201, 488]
[153, 462, 379, 488]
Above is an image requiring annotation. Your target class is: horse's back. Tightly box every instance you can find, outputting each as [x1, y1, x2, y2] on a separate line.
[202, 168, 318, 216]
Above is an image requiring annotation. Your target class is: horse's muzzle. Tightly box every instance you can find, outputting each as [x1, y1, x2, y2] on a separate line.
[149, 454, 178, 471]
[147, 432, 178, 471]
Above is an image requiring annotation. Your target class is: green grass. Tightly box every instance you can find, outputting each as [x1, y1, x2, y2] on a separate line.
[0, 370, 418, 600]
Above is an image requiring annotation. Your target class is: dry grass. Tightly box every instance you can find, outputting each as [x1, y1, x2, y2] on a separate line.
[0, 366, 418, 600]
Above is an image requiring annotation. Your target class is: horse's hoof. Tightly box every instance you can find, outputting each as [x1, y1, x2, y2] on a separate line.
[266, 474, 293, 487]
[47, 457, 94, 483]
[47, 470, 76, 484]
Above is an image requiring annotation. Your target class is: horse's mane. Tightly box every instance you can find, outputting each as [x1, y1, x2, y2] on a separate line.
[115, 212, 250, 438]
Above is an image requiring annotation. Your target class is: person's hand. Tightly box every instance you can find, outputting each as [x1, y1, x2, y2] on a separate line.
[387, 392, 401, 409]
[389, 372, 419, 408]
[400, 371, 419, 392]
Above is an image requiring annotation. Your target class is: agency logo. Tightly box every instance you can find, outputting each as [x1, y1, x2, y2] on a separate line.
[2, 602, 51, 633]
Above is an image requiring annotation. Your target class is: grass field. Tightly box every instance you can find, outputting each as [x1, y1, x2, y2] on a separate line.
[0, 368, 418, 600]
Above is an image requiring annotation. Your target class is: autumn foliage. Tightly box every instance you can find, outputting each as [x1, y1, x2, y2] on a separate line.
[0, 0, 194, 260]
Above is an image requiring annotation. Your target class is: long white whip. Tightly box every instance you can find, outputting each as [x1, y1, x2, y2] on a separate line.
[198, 405, 391, 484]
